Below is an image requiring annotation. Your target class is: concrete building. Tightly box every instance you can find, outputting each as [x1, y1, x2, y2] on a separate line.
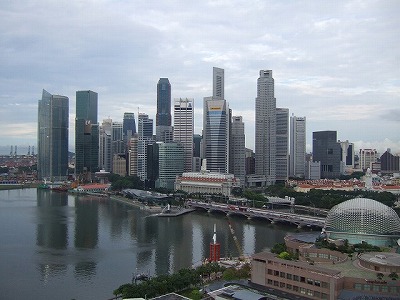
[289, 115, 306, 178]
[123, 112, 136, 150]
[380, 149, 400, 173]
[213, 67, 224, 99]
[128, 134, 138, 177]
[112, 154, 126, 177]
[230, 116, 246, 187]
[99, 118, 112, 172]
[312, 131, 341, 179]
[75, 90, 99, 182]
[175, 160, 239, 196]
[173, 98, 194, 172]
[137, 113, 154, 181]
[156, 78, 173, 143]
[306, 160, 321, 180]
[255, 70, 276, 185]
[37, 89, 69, 181]
[359, 148, 378, 171]
[245, 148, 255, 175]
[276, 108, 289, 183]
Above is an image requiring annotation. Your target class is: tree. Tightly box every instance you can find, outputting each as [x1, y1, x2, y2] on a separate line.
[389, 272, 399, 281]
[377, 273, 384, 280]
[271, 243, 287, 254]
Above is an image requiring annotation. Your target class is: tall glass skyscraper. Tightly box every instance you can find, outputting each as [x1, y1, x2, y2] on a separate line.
[123, 112, 136, 149]
[230, 116, 245, 186]
[37, 89, 69, 181]
[75, 90, 99, 180]
[137, 113, 154, 181]
[276, 108, 289, 182]
[156, 78, 172, 142]
[255, 70, 276, 185]
[213, 67, 224, 99]
[173, 98, 194, 172]
[203, 97, 229, 173]
[312, 131, 341, 179]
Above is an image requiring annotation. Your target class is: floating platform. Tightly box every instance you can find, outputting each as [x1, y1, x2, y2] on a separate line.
[157, 208, 195, 217]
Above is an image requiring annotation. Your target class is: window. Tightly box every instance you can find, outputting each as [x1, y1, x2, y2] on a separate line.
[293, 286, 299, 292]
[307, 278, 313, 285]
[321, 293, 328, 299]
[300, 287, 306, 294]
[280, 282, 285, 288]
[280, 272, 286, 278]
[300, 276, 306, 283]
[274, 270, 279, 276]
[307, 289, 313, 296]
[267, 279, 273, 285]
[287, 284, 292, 290]
[315, 280, 321, 287]
[293, 275, 299, 281]
[314, 291, 321, 298]
[287, 273, 292, 280]
[267, 269, 272, 275]
[381, 286, 388, 293]
[363, 284, 371, 291]
[321, 281, 329, 288]
[274, 280, 279, 287]
[355, 283, 362, 290]
[373, 285, 380, 292]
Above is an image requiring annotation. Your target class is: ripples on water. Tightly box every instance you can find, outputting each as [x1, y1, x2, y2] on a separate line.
[0, 188, 307, 300]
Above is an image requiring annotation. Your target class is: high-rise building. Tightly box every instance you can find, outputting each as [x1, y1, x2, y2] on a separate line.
[359, 149, 378, 171]
[173, 98, 194, 172]
[75, 90, 99, 181]
[99, 118, 112, 172]
[137, 113, 154, 181]
[380, 149, 400, 173]
[37, 89, 69, 181]
[128, 134, 138, 177]
[276, 108, 289, 183]
[156, 78, 173, 142]
[230, 116, 246, 187]
[111, 121, 124, 156]
[203, 97, 229, 173]
[156, 142, 184, 190]
[312, 131, 341, 179]
[213, 67, 224, 99]
[255, 70, 276, 185]
[123, 112, 136, 148]
[339, 140, 354, 174]
[289, 115, 306, 178]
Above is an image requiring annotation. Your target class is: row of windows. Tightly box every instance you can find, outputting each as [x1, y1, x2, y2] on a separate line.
[267, 268, 328, 288]
[354, 283, 400, 294]
[267, 279, 328, 299]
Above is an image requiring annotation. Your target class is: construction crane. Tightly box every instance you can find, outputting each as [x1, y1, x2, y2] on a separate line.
[227, 220, 244, 258]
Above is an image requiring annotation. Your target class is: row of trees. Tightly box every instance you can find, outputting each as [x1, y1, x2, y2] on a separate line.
[113, 262, 250, 299]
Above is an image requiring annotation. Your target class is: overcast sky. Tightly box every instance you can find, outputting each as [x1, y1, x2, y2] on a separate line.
[1, 0, 399, 155]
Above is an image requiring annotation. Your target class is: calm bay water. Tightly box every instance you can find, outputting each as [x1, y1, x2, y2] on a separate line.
[0, 188, 299, 300]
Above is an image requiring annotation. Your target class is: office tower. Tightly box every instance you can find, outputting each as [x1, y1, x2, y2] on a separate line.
[289, 115, 306, 178]
[255, 70, 276, 185]
[99, 118, 112, 172]
[230, 116, 246, 187]
[173, 98, 194, 172]
[339, 140, 354, 174]
[245, 148, 255, 175]
[312, 131, 341, 179]
[359, 149, 378, 171]
[128, 134, 138, 176]
[75, 90, 99, 181]
[193, 134, 202, 158]
[123, 112, 136, 148]
[37, 89, 69, 181]
[156, 143, 184, 190]
[146, 142, 160, 189]
[380, 149, 400, 173]
[112, 154, 126, 176]
[276, 108, 289, 182]
[203, 97, 229, 173]
[213, 67, 224, 99]
[111, 121, 124, 156]
[156, 78, 173, 142]
[137, 113, 154, 181]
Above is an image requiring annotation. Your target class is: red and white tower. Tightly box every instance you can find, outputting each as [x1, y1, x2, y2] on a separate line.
[209, 224, 220, 262]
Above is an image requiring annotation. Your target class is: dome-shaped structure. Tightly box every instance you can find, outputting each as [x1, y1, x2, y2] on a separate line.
[325, 197, 400, 247]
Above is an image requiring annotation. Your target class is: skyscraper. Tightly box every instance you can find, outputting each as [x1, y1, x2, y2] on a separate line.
[213, 67, 224, 99]
[339, 140, 354, 174]
[255, 70, 276, 185]
[137, 113, 154, 181]
[203, 98, 229, 173]
[37, 89, 69, 180]
[156, 78, 173, 142]
[312, 131, 341, 179]
[123, 112, 136, 148]
[156, 143, 184, 190]
[289, 115, 306, 178]
[276, 108, 289, 183]
[75, 90, 99, 180]
[173, 98, 194, 172]
[230, 116, 246, 186]
[99, 118, 112, 172]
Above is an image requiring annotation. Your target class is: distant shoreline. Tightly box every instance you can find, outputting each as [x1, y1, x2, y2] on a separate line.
[0, 183, 38, 191]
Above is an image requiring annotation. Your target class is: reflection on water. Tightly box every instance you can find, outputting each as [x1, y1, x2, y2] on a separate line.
[0, 188, 304, 300]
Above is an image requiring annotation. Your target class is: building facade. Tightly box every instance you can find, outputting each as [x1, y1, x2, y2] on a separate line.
[255, 70, 276, 185]
[173, 98, 194, 172]
[312, 131, 341, 179]
[276, 108, 289, 183]
[156, 78, 173, 142]
[203, 97, 229, 174]
[289, 115, 306, 178]
[213, 67, 224, 99]
[137, 113, 154, 181]
[359, 149, 378, 171]
[99, 118, 112, 172]
[156, 143, 184, 190]
[339, 140, 354, 174]
[37, 89, 69, 181]
[75, 90, 99, 181]
[123, 112, 136, 149]
[230, 116, 246, 187]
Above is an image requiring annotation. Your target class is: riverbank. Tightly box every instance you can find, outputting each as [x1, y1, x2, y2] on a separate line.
[0, 183, 38, 190]
[109, 195, 164, 213]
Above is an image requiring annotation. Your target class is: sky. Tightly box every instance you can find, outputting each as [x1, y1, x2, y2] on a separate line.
[0, 0, 399, 156]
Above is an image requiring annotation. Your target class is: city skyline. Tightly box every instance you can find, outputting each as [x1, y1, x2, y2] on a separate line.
[1, 1, 399, 154]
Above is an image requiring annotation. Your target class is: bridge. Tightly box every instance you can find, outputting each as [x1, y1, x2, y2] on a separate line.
[186, 201, 326, 228]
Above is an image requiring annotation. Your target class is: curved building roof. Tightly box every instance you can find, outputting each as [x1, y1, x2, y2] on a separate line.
[325, 197, 400, 236]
